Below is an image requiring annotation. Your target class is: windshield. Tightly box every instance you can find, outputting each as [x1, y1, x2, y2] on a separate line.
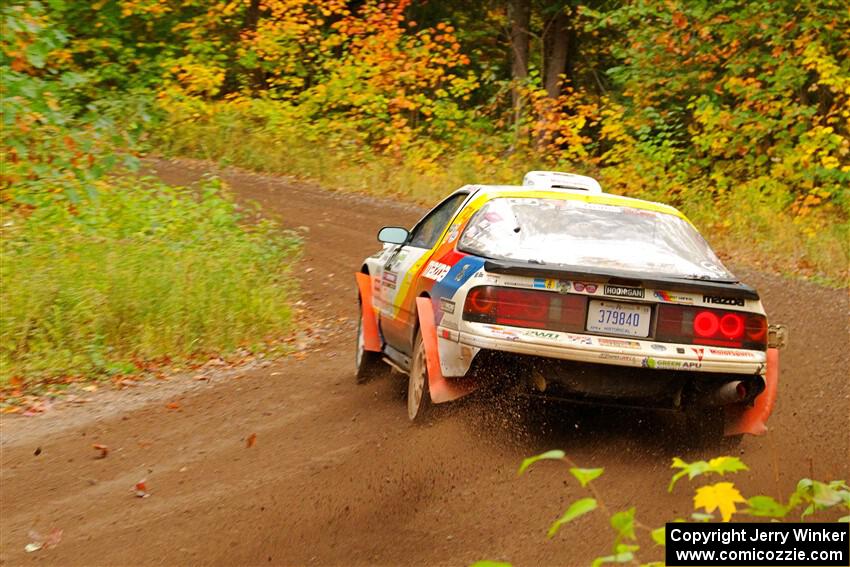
[458, 197, 734, 281]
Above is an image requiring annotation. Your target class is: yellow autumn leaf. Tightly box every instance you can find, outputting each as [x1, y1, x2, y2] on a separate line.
[693, 482, 746, 522]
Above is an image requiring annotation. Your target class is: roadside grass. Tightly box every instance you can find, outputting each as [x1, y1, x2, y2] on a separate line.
[0, 176, 301, 389]
[155, 102, 849, 287]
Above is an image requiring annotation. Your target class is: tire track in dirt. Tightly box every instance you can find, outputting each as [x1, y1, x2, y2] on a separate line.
[1, 158, 847, 566]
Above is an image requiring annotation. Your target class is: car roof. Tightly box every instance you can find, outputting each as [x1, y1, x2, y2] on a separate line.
[456, 184, 687, 220]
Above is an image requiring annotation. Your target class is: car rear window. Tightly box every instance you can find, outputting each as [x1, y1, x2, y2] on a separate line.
[457, 197, 734, 281]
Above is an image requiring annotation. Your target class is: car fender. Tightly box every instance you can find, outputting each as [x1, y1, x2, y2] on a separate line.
[415, 296, 476, 403]
[725, 347, 779, 436]
[355, 272, 382, 352]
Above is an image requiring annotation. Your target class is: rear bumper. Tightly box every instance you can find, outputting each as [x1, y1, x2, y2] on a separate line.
[456, 323, 765, 376]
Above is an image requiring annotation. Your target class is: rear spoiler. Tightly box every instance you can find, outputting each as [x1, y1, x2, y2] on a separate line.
[483, 260, 760, 301]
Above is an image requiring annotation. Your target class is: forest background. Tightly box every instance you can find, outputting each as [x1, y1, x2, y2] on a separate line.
[2, 0, 848, 387]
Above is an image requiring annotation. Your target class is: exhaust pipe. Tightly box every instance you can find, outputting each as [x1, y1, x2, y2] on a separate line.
[701, 381, 748, 406]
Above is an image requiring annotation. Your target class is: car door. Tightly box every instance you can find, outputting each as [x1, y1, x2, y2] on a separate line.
[378, 192, 469, 353]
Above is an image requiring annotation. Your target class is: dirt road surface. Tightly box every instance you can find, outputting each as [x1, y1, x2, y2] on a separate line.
[2, 158, 848, 566]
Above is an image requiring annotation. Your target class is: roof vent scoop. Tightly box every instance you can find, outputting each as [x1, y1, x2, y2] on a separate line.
[522, 171, 603, 194]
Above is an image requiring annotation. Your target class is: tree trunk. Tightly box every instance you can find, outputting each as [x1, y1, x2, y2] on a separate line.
[543, 10, 571, 98]
[243, 0, 265, 93]
[508, 0, 531, 115]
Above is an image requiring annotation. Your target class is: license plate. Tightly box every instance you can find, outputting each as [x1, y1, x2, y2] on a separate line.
[586, 300, 652, 338]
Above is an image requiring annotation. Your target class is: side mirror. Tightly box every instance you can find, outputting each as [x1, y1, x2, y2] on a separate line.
[377, 226, 409, 245]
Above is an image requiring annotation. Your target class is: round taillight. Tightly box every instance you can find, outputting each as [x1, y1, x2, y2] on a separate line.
[693, 311, 719, 337]
[719, 313, 745, 339]
[467, 288, 492, 313]
[746, 315, 767, 340]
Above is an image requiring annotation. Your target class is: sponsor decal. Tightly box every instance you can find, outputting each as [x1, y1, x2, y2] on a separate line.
[651, 344, 668, 352]
[564, 333, 594, 345]
[523, 329, 559, 340]
[533, 278, 559, 290]
[573, 282, 598, 293]
[483, 325, 520, 341]
[599, 353, 638, 363]
[708, 348, 756, 358]
[653, 290, 694, 304]
[703, 295, 745, 307]
[445, 223, 461, 243]
[423, 261, 452, 282]
[605, 284, 644, 298]
[440, 298, 455, 314]
[642, 358, 701, 371]
[557, 281, 572, 294]
[691, 347, 704, 362]
[576, 202, 620, 213]
[454, 263, 471, 282]
[382, 271, 398, 289]
[598, 338, 641, 349]
[676, 347, 685, 354]
[501, 277, 535, 289]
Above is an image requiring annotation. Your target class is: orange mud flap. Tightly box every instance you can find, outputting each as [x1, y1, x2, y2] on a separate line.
[355, 273, 382, 352]
[415, 296, 476, 404]
[725, 347, 779, 436]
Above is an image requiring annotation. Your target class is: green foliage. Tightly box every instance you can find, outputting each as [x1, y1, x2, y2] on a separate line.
[570, 467, 604, 487]
[4, 0, 850, 385]
[21, 0, 844, 281]
[0, 177, 300, 384]
[609, 508, 636, 542]
[548, 497, 598, 538]
[491, 453, 850, 565]
[517, 449, 566, 475]
[668, 456, 749, 492]
[1, 2, 301, 388]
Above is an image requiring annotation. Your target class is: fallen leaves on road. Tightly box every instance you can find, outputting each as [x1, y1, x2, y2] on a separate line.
[133, 479, 150, 498]
[246, 433, 257, 448]
[165, 401, 181, 410]
[25, 528, 63, 552]
[19, 399, 53, 416]
[92, 444, 109, 459]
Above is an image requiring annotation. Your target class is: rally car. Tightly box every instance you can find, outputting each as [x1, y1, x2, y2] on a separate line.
[354, 171, 786, 443]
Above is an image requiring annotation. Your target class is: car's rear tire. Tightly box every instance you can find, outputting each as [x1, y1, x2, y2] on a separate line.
[407, 331, 432, 421]
[355, 299, 386, 384]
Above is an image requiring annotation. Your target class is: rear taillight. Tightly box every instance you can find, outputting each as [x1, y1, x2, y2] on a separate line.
[463, 286, 587, 332]
[656, 305, 767, 350]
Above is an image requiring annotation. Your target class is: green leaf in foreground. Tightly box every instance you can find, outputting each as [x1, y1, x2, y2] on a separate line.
[547, 497, 597, 538]
[469, 562, 512, 567]
[517, 450, 565, 476]
[590, 551, 634, 567]
[651, 527, 666, 546]
[668, 456, 748, 492]
[746, 495, 788, 518]
[570, 467, 604, 487]
[610, 507, 636, 541]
